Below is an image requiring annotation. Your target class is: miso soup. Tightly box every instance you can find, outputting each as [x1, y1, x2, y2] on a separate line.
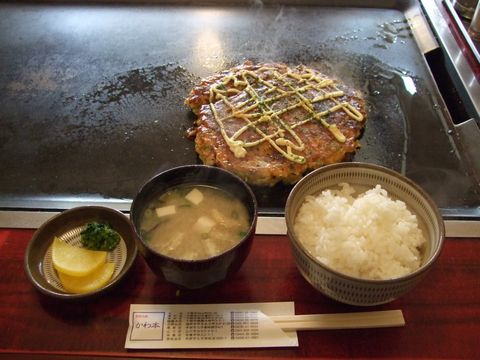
[139, 185, 250, 260]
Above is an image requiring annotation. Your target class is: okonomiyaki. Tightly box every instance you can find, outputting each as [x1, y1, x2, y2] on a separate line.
[185, 61, 367, 186]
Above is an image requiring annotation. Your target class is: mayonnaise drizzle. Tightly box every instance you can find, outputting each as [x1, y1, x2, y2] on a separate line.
[209, 65, 364, 163]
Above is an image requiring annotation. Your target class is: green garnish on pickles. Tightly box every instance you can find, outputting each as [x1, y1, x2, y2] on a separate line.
[80, 222, 121, 251]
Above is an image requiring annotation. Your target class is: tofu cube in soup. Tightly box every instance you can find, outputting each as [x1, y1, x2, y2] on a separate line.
[155, 205, 176, 217]
[193, 216, 216, 234]
[203, 238, 220, 257]
[185, 188, 204, 205]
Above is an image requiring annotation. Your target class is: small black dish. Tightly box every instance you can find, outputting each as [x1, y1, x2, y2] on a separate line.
[24, 206, 138, 300]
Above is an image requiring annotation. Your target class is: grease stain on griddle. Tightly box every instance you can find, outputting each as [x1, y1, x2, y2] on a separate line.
[44, 62, 201, 197]
[63, 62, 198, 143]
[82, 63, 197, 107]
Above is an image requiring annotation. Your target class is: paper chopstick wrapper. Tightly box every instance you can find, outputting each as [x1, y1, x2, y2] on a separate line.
[125, 302, 298, 349]
[125, 303, 404, 349]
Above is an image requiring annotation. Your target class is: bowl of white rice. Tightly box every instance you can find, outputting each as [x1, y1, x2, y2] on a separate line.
[285, 162, 444, 306]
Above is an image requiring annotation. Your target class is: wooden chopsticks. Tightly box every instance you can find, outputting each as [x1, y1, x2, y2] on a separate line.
[270, 310, 405, 331]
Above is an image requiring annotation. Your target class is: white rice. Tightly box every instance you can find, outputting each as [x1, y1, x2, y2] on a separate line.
[293, 183, 426, 280]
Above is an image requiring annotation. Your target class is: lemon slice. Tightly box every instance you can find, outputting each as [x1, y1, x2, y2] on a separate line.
[58, 262, 115, 294]
[51, 237, 107, 277]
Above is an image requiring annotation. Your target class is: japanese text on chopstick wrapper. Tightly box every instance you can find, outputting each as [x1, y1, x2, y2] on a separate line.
[125, 303, 298, 349]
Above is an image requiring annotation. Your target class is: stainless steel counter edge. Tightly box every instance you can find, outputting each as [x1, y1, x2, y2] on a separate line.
[0, 211, 478, 238]
[422, 0, 480, 116]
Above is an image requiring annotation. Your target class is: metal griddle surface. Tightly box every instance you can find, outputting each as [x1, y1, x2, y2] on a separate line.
[0, 1, 479, 218]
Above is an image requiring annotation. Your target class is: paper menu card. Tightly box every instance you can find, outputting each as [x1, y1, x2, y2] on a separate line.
[125, 302, 298, 349]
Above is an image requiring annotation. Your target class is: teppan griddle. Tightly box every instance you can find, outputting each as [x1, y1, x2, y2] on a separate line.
[0, 0, 479, 236]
